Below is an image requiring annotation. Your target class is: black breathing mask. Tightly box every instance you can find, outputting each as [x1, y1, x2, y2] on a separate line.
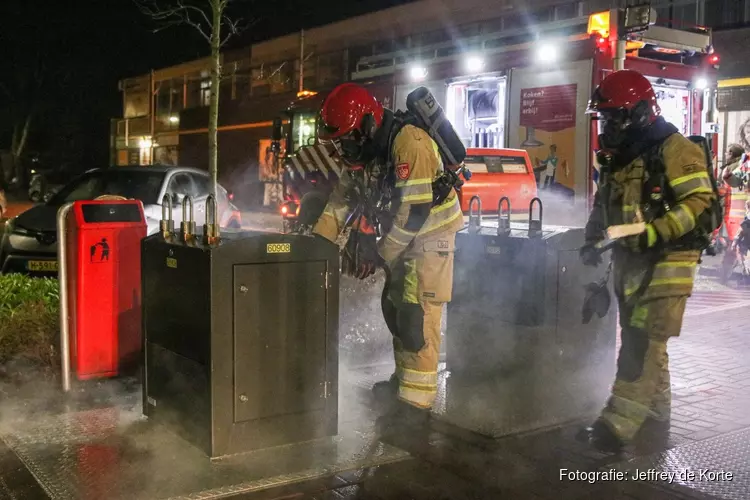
[597, 109, 630, 150]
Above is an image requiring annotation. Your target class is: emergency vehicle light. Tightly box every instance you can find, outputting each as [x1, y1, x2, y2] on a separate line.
[709, 54, 720, 65]
[587, 11, 610, 38]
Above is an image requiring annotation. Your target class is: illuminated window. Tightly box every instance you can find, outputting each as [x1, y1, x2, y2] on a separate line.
[200, 80, 211, 107]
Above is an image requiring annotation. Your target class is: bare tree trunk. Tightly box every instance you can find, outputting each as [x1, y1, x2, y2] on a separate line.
[208, 0, 222, 201]
[14, 113, 32, 159]
[10, 113, 32, 188]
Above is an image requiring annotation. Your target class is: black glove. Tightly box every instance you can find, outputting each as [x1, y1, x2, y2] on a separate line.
[342, 232, 383, 279]
[579, 242, 603, 267]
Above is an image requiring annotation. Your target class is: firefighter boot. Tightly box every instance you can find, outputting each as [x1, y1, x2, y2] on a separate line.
[372, 374, 399, 407]
[376, 399, 431, 432]
[576, 419, 625, 453]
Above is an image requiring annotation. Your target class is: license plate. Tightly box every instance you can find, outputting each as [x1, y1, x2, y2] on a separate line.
[27, 260, 58, 272]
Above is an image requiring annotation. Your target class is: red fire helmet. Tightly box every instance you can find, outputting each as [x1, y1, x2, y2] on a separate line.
[318, 83, 384, 141]
[586, 69, 661, 122]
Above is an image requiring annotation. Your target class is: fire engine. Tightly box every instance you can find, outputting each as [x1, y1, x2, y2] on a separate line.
[269, 5, 720, 231]
[348, 5, 720, 226]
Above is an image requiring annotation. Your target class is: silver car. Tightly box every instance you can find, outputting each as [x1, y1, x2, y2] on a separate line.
[0, 166, 241, 275]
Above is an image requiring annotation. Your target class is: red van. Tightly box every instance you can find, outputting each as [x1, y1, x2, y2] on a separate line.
[458, 148, 538, 214]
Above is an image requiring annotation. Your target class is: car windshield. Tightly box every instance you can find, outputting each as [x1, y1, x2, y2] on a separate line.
[48, 170, 166, 205]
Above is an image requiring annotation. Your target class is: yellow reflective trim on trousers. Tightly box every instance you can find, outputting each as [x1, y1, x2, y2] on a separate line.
[397, 364, 438, 385]
[398, 387, 435, 408]
[670, 172, 713, 200]
[402, 259, 419, 303]
[630, 304, 648, 329]
[624, 262, 696, 296]
[401, 380, 438, 391]
[666, 204, 696, 234]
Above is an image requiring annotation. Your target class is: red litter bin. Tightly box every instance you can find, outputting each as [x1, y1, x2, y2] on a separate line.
[58, 199, 147, 390]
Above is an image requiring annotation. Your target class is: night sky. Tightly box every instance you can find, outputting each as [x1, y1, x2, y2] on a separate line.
[0, 0, 415, 174]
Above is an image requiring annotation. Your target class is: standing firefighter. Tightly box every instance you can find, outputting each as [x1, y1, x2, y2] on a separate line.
[579, 70, 719, 451]
[312, 83, 464, 424]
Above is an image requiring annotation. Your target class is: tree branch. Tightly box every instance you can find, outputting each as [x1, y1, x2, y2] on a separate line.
[134, 0, 212, 43]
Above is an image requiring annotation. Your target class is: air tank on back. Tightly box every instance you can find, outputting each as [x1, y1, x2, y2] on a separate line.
[406, 87, 466, 167]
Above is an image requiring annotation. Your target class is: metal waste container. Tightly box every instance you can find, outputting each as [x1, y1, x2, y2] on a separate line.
[141, 196, 339, 458]
[437, 197, 616, 437]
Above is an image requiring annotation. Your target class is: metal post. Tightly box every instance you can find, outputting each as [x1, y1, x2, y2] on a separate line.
[57, 202, 74, 393]
[611, 8, 625, 71]
[614, 39, 626, 71]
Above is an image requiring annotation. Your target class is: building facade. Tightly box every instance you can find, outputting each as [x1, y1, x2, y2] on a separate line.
[111, 0, 740, 206]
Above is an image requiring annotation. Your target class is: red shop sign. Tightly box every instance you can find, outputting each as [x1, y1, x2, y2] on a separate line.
[520, 84, 577, 132]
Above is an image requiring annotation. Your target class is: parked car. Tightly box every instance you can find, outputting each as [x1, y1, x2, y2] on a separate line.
[0, 166, 241, 275]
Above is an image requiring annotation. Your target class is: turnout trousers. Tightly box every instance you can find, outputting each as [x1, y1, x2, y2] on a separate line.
[381, 232, 456, 409]
[600, 250, 697, 442]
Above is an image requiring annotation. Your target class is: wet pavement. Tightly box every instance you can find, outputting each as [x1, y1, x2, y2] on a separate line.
[2, 263, 750, 499]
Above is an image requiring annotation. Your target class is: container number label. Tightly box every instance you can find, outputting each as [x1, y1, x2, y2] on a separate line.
[267, 243, 291, 254]
[166, 257, 178, 268]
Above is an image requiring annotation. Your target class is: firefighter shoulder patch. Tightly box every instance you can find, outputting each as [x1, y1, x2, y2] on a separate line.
[396, 163, 410, 180]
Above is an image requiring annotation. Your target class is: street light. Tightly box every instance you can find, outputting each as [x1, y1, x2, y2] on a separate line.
[410, 65, 428, 81]
[169, 116, 179, 124]
[536, 44, 557, 63]
[466, 55, 484, 73]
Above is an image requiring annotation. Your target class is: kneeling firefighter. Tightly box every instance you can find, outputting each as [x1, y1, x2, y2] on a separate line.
[580, 70, 720, 451]
[311, 83, 466, 424]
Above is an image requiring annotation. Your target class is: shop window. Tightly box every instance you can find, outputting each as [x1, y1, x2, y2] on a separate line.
[156, 85, 170, 116]
[317, 53, 344, 88]
[555, 3, 581, 21]
[417, 29, 449, 46]
[481, 17, 504, 35]
[371, 39, 393, 55]
[704, 0, 743, 27]
[235, 70, 251, 97]
[185, 74, 202, 109]
[457, 22, 480, 38]
[171, 80, 184, 111]
[502, 13, 523, 30]
[527, 6, 555, 24]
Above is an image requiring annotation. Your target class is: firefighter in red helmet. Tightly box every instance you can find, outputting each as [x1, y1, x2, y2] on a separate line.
[312, 83, 463, 425]
[580, 70, 718, 451]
